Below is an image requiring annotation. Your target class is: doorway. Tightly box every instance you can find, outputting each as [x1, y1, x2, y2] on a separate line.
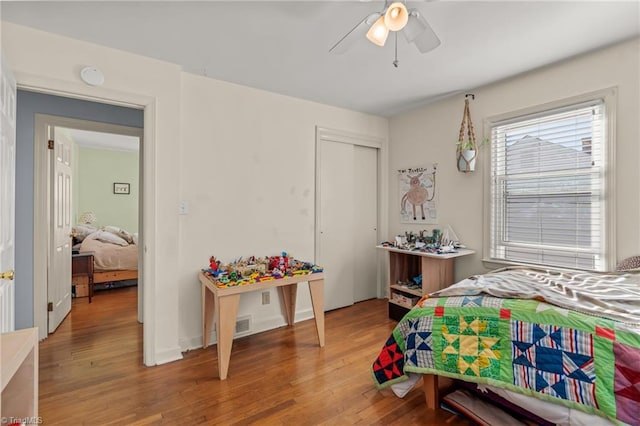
[315, 127, 384, 311]
[14, 80, 161, 365]
[35, 115, 143, 333]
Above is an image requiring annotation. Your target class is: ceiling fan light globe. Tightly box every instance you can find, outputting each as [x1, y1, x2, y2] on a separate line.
[384, 2, 409, 31]
[366, 16, 389, 47]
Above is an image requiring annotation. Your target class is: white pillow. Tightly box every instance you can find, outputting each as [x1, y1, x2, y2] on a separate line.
[73, 224, 98, 242]
[104, 225, 134, 244]
[85, 230, 129, 247]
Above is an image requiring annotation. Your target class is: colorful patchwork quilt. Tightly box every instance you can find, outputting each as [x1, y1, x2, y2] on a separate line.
[372, 268, 640, 425]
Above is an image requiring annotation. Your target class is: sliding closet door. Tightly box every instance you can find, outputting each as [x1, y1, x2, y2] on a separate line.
[353, 145, 378, 302]
[317, 132, 379, 311]
[318, 140, 355, 311]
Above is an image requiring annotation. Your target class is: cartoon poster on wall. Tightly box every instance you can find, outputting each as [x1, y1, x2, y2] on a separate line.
[398, 164, 438, 224]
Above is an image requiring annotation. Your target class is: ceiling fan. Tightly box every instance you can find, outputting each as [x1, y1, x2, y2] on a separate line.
[329, 1, 440, 65]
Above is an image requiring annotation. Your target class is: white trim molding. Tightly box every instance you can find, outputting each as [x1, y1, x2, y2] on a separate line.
[20, 72, 161, 366]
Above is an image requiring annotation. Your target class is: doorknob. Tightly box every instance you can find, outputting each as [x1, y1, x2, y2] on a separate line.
[0, 270, 14, 280]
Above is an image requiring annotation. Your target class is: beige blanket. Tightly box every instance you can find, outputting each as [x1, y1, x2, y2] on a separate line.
[79, 238, 138, 271]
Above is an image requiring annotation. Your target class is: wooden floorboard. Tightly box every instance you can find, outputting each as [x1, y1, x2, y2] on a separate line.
[38, 287, 472, 425]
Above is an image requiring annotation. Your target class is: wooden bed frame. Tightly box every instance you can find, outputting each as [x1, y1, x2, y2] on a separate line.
[94, 269, 138, 284]
[423, 374, 440, 410]
[421, 372, 609, 423]
[88, 269, 138, 302]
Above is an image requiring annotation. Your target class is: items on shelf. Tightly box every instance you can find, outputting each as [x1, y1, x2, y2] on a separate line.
[203, 252, 323, 288]
[390, 291, 420, 309]
[380, 225, 463, 254]
[394, 274, 422, 292]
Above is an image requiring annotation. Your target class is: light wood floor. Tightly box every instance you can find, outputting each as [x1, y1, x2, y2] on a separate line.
[39, 287, 472, 425]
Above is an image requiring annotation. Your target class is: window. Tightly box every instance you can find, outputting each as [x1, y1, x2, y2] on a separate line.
[488, 96, 613, 271]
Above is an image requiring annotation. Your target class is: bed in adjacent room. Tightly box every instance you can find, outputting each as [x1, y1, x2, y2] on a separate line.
[73, 225, 139, 295]
[371, 265, 640, 425]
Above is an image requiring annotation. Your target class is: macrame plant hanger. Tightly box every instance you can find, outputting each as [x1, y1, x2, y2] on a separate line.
[456, 94, 478, 173]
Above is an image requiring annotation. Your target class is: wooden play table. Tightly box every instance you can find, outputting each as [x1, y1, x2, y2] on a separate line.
[198, 271, 325, 380]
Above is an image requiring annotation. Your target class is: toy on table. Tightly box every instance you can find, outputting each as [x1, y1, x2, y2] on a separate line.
[385, 228, 457, 253]
[269, 252, 290, 273]
[204, 252, 322, 288]
[209, 256, 218, 271]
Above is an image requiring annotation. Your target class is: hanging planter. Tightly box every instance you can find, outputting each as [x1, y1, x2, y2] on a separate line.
[456, 94, 478, 173]
[458, 148, 476, 172]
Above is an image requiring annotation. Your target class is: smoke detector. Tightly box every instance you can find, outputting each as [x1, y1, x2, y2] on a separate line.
[80, 66, 105, 86]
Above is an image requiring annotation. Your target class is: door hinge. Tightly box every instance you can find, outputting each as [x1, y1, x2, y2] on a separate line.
[48, 139, 55, 150]
[47, 302, 53, 312]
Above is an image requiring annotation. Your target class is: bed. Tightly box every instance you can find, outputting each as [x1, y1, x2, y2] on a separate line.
[73, 225, 139, 293]
[371, 266, 640, 425]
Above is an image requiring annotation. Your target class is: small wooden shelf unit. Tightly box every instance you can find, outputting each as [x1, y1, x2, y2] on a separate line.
[72, 252, 94, 301]
[377, 245, 474, 320]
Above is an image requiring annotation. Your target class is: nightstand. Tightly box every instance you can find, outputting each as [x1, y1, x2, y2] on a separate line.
[72, 253, 95, 303]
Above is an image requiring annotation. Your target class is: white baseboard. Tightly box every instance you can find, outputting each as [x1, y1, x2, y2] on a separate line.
[179, 307, 314, 353]
[154, 346, 184, 365]
[179, 336, 202, 352]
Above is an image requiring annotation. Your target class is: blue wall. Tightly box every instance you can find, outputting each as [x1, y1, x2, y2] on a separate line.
[15, 90, 143, 329]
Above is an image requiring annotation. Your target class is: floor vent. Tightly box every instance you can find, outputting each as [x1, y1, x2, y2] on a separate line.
[235, 316, 251, 334]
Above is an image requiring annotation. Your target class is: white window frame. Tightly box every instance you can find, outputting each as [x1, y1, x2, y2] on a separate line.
[482, 88, 617, 271]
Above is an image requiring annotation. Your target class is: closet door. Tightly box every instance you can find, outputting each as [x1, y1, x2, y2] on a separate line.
[318, 140, 355, 311]
[353, 145, 378, 302]
[317, 134, 379, 311]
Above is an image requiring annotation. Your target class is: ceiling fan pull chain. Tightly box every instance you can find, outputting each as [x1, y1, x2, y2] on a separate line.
[393, 32, 399, 68]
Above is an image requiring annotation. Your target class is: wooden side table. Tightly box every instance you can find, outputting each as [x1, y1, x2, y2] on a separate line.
[72, 253, 95, 303]
[376, 246, 475, 320]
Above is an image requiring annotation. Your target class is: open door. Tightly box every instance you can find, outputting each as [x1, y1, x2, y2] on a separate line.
[47, 127, 73, 333]
[0, 53, 17, 333]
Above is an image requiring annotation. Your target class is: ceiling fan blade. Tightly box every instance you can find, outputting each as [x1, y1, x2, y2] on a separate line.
[403, 9, 441, 53]
[329, 12, 381, 54]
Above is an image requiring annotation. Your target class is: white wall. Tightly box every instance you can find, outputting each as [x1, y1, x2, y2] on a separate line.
[2, 22, 388, 360]
[389, 38, 640, 280]
[75, 146, 139, 233]
[3, 22, 183, 364]
[7, 20, 635, 363]
[178, 74, 388, 349]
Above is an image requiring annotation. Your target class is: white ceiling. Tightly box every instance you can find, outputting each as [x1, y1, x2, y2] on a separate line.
[2, 1, 639, 117]
[64, 128, 140, 152]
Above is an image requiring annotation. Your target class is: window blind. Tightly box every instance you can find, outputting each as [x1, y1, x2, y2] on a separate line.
[489, 99, 606, 271]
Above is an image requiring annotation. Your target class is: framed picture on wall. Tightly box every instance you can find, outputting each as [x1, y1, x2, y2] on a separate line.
[113, 182, 130, 195]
